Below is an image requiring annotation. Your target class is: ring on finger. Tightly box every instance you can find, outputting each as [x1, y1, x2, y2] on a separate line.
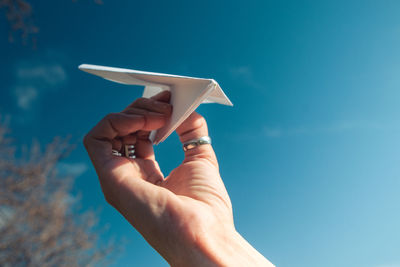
[183, 136, 212, 152]
[124, 144, 136, 159]
[112, 149, 122, 157]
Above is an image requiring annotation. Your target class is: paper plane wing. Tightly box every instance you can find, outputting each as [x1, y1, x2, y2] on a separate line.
[79, 64, 233, 144]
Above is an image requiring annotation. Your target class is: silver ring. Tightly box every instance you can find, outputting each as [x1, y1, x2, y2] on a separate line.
[124, 144, 136, 159]
[112, 149, 122, 157]
[183, 136, 211, 152]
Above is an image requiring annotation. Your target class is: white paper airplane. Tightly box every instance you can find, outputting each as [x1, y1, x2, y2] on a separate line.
[79, 64, 233, 144]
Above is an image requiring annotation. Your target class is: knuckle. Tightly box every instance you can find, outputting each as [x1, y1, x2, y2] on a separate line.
[177, 112, 208, 137]
[192, 113, 207, 129]
[165, 104, 173, 114]
[82, 133, 90, 149]
[123, 107, 138, 114]
[185, 153, 219, 169]
[103, 193, 116, 207]
[105, 112, 118, 120]
[133, 97, 148, 106]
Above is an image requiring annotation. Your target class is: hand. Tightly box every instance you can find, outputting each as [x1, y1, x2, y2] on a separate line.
[84, 91, 274, 266]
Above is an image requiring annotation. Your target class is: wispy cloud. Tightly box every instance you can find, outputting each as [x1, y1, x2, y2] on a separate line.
[12, 59, 67, 110]
[229, 66, 264, 91]
[230, 120, 398, 142]
[57, 162, 88, 177]
[261, 120, 397, 139]
[263, 127, 282, 138]
[316, 120, 386, 133]
[16, 63, 66, 86]
[14, 86, 38, 110]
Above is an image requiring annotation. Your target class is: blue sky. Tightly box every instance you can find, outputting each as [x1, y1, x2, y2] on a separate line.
[1, 1, 400, 266]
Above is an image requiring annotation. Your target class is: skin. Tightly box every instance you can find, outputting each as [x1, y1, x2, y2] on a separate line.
[84, 91, 274, 267]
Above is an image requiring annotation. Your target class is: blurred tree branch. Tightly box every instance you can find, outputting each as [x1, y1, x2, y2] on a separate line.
[0, 0, 38, 45]
[0, 0, 103, 46]
[0, 122, 115, 267]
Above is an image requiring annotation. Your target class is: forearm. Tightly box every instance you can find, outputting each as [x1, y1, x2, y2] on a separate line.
[170, 227, 274, 267]
[202, 229, 274, 267]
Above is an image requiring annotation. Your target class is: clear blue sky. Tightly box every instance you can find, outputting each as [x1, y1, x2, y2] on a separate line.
[1, 1, 400, 266]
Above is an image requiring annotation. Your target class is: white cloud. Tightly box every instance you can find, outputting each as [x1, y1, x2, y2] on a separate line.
[12, 60, 67, 110]
[57, 162, 88, 177]
[16, 64, 66, 86]
[14, 86, 38, 110]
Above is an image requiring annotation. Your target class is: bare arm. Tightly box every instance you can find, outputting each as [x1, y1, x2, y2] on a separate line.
[83, 91, 275, 266]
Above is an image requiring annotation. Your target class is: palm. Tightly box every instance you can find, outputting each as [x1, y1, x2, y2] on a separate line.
[105, 155, 230, 213]
[113, 156, 233, 221]
[162, 160, 234, 238]
[164, 161, 230, 211]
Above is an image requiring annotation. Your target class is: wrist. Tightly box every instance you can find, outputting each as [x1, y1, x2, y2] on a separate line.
[185, 226, 275, 267]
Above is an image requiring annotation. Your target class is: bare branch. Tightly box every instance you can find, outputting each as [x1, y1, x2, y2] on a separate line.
[0, 0, 38, 45]
[0, 0, 104, 46]
[0, 121, 116, 267]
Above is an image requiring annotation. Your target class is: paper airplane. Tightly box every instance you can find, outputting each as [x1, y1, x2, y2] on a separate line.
[79, 64, 233, 144]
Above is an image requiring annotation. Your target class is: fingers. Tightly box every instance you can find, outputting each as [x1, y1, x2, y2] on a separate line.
[150, 90, 171, 102]
[134, 136, 155, 160]
[83, 91, 175, 240]
[175, 112, 218, 167]
[123, 90, 171, 113]
[84, 92, 172, 166]
[121, 91, 172, 159]
[121, 109, 167, 131]
[84, 113, 146, 166]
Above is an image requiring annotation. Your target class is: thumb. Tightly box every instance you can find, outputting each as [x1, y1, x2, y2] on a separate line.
[175, 112, 218, 168]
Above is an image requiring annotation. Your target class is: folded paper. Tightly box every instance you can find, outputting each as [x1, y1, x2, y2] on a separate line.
[79, 64, 233, 144]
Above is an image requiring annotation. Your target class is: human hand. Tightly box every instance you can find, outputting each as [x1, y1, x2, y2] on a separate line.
[84, 91, 274, 266]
